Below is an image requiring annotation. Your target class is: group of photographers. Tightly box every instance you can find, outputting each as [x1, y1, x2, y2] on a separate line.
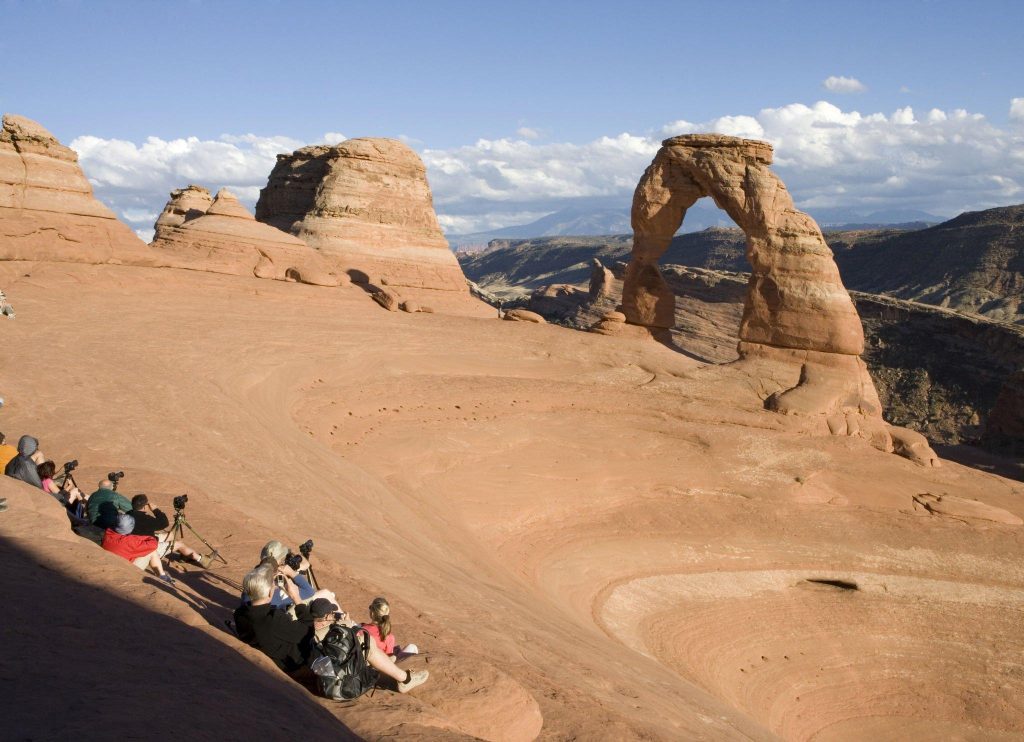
[2, 431, 208, 583]
[3, 429, 429, 697]
[234, 540, 429, 695]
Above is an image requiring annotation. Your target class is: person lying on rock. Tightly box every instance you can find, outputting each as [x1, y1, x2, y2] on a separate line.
[101, 512, 175, 585]
[128, 494, 212, 568]
[310, 597, 428, 695]
[37, 460, 86, 508]
[362, 596, 418, 659]
[87, 479, 133, 529]
[4, 435, 44, 488]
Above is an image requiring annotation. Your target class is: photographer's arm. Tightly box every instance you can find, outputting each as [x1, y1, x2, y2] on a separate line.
[150, 507, 169, 531]
[281, 573, 302, 606]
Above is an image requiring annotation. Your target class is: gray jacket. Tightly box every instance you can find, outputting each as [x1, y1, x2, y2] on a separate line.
[4, 435, 42, 489]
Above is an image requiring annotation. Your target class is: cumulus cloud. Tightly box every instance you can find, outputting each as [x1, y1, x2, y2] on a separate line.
[823, 75, 867, 94]
[1011, 98, 1024, 121]
[322, 131, 347, 144]
[516, 126, 541, 140]
[71, 97, 1024, 237]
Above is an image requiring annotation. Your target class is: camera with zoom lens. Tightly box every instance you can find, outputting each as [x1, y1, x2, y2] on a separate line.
[108, 471, 125, 490]
[298, 539, 314, 557]
[63, 459, 78, 474]
[284, 552, 303, 571]
[173, 494, 188, 511]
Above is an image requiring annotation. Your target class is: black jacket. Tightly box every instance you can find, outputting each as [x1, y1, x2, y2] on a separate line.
[128, 508, 169, 537]
[233, 602, 313, 673]
[4, 435, 42, 489]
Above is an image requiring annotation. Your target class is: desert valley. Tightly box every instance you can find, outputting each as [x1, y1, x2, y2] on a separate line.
[2, 96, 1023, 742]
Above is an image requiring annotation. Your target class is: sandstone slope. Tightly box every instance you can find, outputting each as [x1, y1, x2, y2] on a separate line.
[2, 261, 1023, 740]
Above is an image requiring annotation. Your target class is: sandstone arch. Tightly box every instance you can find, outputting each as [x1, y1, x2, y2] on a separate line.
[624, 134, 937, 464]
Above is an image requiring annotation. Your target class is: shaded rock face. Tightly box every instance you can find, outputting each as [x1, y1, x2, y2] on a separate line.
[153, 184, 213, 241]
[151, 188, 339, 286]
[256, 138, 467, 291]
[624, 135, 928, 461]
[0, 113, 146, 262]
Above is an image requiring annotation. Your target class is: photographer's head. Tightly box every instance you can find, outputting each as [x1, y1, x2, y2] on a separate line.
[243, 564, 275, 605]
[99, 479, 114, 491]
[260, 540, 288, 565]
[131, 494, 148, 511]
[37, 460, 56, 481]
[113, 513, 135, 535]
[309, 597, 343, 627]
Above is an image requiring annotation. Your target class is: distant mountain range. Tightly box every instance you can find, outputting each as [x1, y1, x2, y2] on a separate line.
[457, 203, 1024, 325]
[446, 202, 943, 249]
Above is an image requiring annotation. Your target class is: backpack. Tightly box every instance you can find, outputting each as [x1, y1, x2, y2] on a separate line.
[309, 625, 379, 700]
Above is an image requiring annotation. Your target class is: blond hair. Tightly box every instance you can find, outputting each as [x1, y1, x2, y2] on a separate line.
[368, 596, 392, 644]
[260, 540, 288, 565]
[243, 564, 275, 601]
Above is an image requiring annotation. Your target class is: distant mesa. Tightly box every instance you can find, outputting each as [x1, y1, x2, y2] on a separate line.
[623, 133, 936, 464]
[0, 113, 147, 262]
[255, 137, 468, 292]
[151, 187, 340, 286]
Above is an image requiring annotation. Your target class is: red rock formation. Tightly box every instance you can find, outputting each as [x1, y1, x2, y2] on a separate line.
[0, 113, 147, 262]
[255, 138, 467, 291]
[151, 188, 339, 286]
[153, 184, 213, 241]
[624, 134, 937, 464]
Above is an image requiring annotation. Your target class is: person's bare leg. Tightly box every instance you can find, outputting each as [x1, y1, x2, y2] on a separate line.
[148, 552, 166, 577]
[172, 542, 201, 561]
[365, 638, 406, 682]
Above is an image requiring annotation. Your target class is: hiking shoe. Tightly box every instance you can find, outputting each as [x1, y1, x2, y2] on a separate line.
[398, 669, 429, 693]
[197, 553, 214, 569]
[158, 574, 175, 585]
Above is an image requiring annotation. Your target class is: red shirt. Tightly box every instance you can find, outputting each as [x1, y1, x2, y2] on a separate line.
[361, 623, 395, 655]
[102, 530, 158, 561]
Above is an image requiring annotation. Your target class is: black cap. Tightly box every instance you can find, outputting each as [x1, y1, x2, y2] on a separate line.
[308, 597, 339, 618]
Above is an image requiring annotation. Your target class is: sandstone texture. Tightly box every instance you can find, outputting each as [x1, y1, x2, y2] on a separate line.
[503, 308, 546, 324]
[150, 188, 339, 286]
[256, 138, 467, 291]
[152, 184, 213, 241]
[0, 113, 147, 262]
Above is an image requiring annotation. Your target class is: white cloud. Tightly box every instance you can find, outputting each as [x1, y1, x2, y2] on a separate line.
[823, 75, 867, 94]
[135, 228, 155, 243]
[516, 126, 541, 140]
[1011, 98, 1024, 121]
[322, 132, 347, 144]
[71, 97, 1024, 238]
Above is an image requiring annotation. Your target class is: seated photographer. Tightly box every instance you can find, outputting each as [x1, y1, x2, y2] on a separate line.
[87, 479, 133, 529]
[261, 540, 317, 605]
[363, 596, 419, 659]
[4, 435, 43, 488]
[128, 494, 212, 568]
[101, 512, 175, 585]
[233, 564, 315, 675]
[37, 461, 86, 507]
[310, 598, 428, 693]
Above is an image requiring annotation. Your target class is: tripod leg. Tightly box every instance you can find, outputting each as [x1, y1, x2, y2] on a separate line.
[179, 516, 228, 565]
[305, 564, 320, 590]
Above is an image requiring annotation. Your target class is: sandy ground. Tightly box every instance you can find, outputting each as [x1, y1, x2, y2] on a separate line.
[1, 261, 1023, 741]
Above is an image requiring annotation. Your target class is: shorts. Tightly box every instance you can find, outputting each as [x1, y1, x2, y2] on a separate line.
[132, 548, 158, 569]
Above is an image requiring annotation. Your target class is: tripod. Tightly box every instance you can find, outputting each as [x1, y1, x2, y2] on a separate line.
[165, 506, 227, 566]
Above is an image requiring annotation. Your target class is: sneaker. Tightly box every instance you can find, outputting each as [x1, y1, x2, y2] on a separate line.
[197, 553, 214, 569]
[398, 669, 429, 693]
[158, 574, 175, 585]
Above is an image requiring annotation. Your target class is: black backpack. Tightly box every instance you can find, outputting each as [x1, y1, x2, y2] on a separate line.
[309, 625, 379, 700]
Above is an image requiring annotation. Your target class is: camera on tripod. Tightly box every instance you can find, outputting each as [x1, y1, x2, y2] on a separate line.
[108, 471, 125, 490]
[63, 460, 78, 474]
[173, 494, 188, 511]
[299, 539, 314, 558]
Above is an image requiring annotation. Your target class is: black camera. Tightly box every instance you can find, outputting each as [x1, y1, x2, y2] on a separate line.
[108, 471, 124, 489]
[173, 494, 188, 511]
[298, 539, 314, 557]
[63, 460, 78, 474]
[284, 552, 303, 571]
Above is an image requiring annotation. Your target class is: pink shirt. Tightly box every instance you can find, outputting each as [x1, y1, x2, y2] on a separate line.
[41, 477, 55, 492]
[361, 623, 395, 655]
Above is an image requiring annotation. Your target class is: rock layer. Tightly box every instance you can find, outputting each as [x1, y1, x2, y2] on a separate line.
[0, 113, 147, 262]
[151, 188, 339, 286]
[153, 184, 213, 241]
[256, 138, 467, 291]
[623, 135, 934, 462]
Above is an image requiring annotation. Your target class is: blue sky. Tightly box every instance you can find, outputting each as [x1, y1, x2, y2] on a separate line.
[2, 0, 1023, 236]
